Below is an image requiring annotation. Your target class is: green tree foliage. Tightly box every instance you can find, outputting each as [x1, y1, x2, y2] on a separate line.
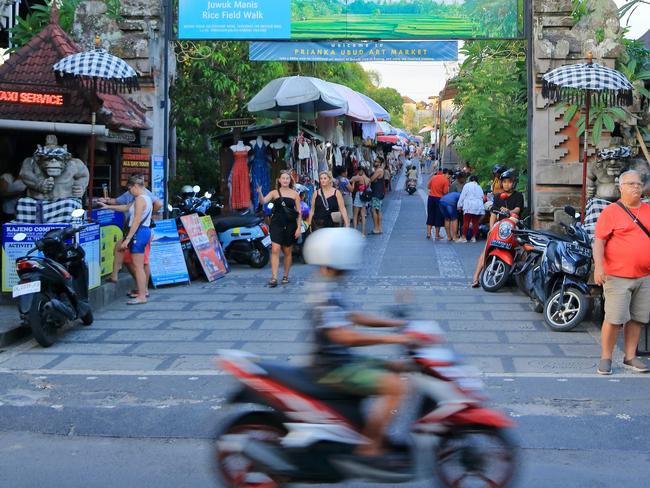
[450, 40, 527, 184]
[171, 41, 285, 192]
[8, 0, 81, 50]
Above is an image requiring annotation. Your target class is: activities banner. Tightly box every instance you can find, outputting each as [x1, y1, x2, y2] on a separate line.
[2, 223, 100, 292]
[91, 209, 124, 277]
[181, 214, 227, 281]
[149, 219, 190, 287]
[249, 41, 458, 62]
[179, 0, 521, 40]
[200, 215, 230, 275]
[152, 155, 165, 203]
[179, 0, 291, 39]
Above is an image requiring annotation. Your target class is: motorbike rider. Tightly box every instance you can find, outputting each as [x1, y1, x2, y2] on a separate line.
[303, 228, 418, 460]
[471, 170, 524, 287]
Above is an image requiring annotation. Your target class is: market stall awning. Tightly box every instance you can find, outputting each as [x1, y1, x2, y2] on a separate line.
[319, 82, 375, 122]
[0, 14, 147, 131]
[358, 93, 391, 121]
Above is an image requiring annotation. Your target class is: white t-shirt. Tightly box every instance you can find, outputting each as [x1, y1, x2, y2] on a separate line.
[1, 174, 27, 215]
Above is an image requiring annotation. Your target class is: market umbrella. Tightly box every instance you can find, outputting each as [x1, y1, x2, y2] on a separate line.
[418, 125, 434, 134]
[542, 53, 634, 221]
[319, 82, 375, 121]
[247, 76, 347, 121]
[53, 40, 140, 218]
[357, 93, 391, 121]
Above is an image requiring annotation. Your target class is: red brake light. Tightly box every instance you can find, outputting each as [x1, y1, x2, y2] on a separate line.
[261, 224, 269, 235]
[17, 260, 42, 271]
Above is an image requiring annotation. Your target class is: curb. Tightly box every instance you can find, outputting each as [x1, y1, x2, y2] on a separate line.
[0, 274, 134, 347]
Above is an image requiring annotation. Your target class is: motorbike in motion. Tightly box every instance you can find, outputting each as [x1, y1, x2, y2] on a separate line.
[529, 206, 593, 331]
[214, 320, 517, 488]
[406, 177, 417, 195]
[12, 209, 93, 347]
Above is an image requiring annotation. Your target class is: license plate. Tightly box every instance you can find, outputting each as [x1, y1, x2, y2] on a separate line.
[490, 240, 512, 250]
[12, 281, 41, 298]
[261, 236, 272, 247]
[568, 243, 592, 258]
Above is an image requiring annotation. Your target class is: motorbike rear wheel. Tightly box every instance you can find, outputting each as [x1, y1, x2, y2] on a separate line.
[214, 410, 288, 488]
[29, 292, 59, 348]
[543, 287, 588, 332]
[249, 241, 270, 268]
[480, 256, 511, 292]
[435, 426, 517, 488]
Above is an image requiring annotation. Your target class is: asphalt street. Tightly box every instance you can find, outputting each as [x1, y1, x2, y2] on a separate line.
[0, 171, 649, 487]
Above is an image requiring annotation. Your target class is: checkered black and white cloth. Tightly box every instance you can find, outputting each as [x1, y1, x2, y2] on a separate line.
[584, 197, 650, 242]
[15, 198, 83, 224]
[542, 62, 634, 106]
[53, 49, 139, 93]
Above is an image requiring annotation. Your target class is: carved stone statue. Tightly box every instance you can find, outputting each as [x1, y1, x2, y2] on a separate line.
[19, 135, 89, 200]
[586, 157, 626, 201]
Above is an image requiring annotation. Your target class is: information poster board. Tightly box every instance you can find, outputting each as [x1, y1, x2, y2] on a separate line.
[181, 214, 226, 281]
[91, 209, 124, 277]
[120, 147, 152, 189]
[152, 155, 165, 203]
[179, 0, 521, 40]
[149, 218, 190, 287]
[2, 223, 100, 292]
[200, 215, 230, 275]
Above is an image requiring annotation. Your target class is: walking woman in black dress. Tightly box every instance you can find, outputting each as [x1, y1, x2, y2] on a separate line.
[306, 171, 350, 231]
[257, 170, 302, 287]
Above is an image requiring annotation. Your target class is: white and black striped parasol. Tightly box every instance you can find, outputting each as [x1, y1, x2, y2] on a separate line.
[53, 48, 139, 94]
[542, 62, 634, 106]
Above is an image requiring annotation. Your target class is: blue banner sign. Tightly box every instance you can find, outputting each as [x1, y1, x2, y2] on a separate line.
[149, 219, 190, 287]
[179, 0, 291, 40]
[249, 41, 458, 62]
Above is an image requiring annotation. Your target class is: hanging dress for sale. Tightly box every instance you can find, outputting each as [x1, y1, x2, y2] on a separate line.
[250, 143, 271, 209]
[231, 150, 251, 210]
[270, 145, 287, 188]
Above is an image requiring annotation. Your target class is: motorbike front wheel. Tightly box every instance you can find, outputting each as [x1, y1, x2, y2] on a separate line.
[214, 409, 288, 488]
[29, 292, 59, 347]
[480, 256, 511, 292]
[435, 426, 518, 488]
[543, 287, 588, 332]
[249, 241, 270, 268]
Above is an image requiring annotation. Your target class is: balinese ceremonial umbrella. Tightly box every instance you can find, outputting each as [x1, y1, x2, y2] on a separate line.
[53, 41, 140, 216]
[541, 53, 634, 220]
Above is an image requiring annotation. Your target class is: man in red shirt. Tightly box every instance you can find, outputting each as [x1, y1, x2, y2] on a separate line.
[426, 169, 450, 240]
[594, 170, 650, 375]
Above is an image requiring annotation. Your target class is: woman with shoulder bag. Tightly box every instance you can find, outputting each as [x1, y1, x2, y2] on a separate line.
[257, 170, 302, 287]
[350, 167, 371, 236]
[307, 171, 350, 232]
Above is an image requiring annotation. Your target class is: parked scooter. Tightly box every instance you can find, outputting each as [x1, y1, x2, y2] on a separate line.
[479, 204, 524, 292]
[214, 319, 517, 488]
[12, 209, 93, 347]
[213, 214, 271, 268]
[511, 229, 553, 299]
[529, 206, 592, 331]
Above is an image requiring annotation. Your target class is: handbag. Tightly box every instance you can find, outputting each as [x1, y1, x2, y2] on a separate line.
[320, 188, 342, 224]
[278, 188, 299, 221]
[360, 186, 373, 202]
[616, 201, 650, 239]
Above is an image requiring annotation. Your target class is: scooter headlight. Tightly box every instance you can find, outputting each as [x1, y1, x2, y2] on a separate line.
[498, 221, 514, 240]
[561, 255, 576, 275]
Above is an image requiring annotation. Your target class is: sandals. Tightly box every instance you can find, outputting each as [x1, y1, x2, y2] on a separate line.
[126, 299, 147, 305]
[281, 276, 290, 285]
[127, 291, 150, 298]
[471, 281, 480, 288]
[268, 278, 278, 288]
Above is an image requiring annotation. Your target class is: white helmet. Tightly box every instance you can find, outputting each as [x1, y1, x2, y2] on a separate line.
[180, 185, 194, 196]
[303, 228, 365, 271]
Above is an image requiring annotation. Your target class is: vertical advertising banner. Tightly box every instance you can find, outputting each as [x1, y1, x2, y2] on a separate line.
[149, 219, 190, 287]
[180, 214, 227, 281]
[120, 147, 152, 189]
[91, 209, 125, 277]
[200, 215, 230, 275]
[179, 0, 291, 39]
[152, 155, 165, 203]
[2, 223, 100, 292]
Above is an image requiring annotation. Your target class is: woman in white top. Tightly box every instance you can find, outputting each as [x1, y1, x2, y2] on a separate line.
[457, 175, 485, 243]
[99, 178, 153, 305]
[0, 169, 26, 222]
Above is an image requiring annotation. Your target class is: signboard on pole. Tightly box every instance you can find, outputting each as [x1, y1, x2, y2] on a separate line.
[2, 223, 100, 292]
[152, 155, 165, 203]
[120, 147, 152, 189]
[249, 41, 458, 62]
[200, 215, 230, 275]
[216, 117, 257, 129]
[180, 214, 227, 281]
[178, 0, 521, 40]
[149, 219, 190, 287]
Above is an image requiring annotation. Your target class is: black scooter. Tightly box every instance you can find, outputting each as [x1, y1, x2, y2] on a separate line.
[529, 206, 593, 331]
[12, 209, 93, 347]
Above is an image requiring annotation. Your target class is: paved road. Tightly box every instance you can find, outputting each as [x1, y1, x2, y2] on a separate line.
[0, 171, 649, 487]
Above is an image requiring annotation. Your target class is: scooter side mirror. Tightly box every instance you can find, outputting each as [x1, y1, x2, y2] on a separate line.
[192, 185, 201, 194]
[204, 192, 212, 199]
[13, 233, 27, 242]
[71, 209, 85, 219]
[168, 203, 173, 212]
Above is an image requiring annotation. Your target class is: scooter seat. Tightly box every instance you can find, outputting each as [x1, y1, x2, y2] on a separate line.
[213, 215, 263, 233]
[259, 361, 363, 401]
